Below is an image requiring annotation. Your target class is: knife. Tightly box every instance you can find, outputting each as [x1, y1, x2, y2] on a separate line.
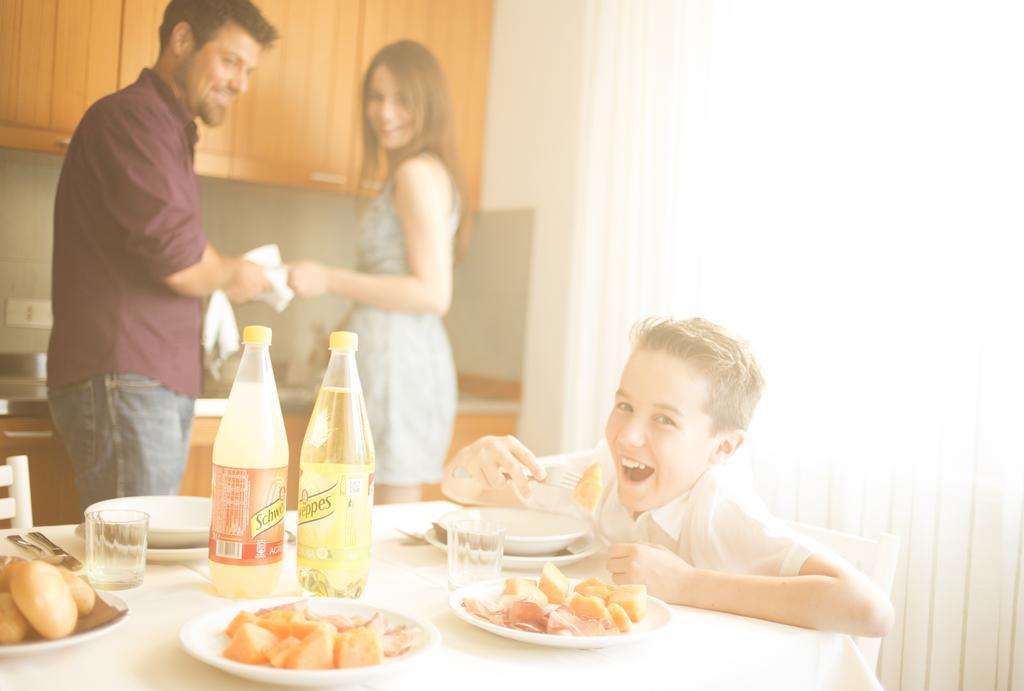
[25, 532, 84, 572]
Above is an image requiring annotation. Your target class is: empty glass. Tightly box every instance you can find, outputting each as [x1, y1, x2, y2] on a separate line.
[85, 509, 149, 590]
[447, 519, 505, 590]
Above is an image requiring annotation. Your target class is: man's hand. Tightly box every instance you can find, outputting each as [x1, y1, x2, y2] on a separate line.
[449, 435, 545, 497]
[287, 260, 330, 298]
[606, 542, 694, 603]
[224, 260, 269, 304]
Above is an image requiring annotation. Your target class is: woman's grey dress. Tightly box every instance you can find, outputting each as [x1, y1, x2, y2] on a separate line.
[345, 180, 459, 486]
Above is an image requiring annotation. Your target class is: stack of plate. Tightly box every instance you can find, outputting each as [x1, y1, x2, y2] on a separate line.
[426, 506, 599, 570]
[84, 496, 210, 563]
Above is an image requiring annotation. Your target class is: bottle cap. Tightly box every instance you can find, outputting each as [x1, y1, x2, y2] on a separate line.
[329, 331, 358, 351]
[242, 325, 272, 345]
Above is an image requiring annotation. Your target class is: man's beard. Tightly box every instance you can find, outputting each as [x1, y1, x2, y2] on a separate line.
[173, 54, 227, 126]
[196, 97, 227, 126]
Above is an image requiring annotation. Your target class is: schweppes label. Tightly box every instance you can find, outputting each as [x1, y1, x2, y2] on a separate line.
[250, 497, 285, 538]
[298, 483, 337, 525]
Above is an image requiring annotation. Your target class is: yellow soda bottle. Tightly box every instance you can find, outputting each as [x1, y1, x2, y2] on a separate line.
[297, 331, 375, 597]
[208, 325, 288, 598]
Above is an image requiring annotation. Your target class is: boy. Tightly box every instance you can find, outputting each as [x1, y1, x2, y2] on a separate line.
[442, 317, 894, 637]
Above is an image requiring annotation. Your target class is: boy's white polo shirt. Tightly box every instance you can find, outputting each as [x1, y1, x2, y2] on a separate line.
[540, 444, 818, 578]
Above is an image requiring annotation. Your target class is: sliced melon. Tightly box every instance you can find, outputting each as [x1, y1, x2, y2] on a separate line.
[500, 577, 549, 607]
[607, 584, 647, 622]
[573, 463, 604, 513]
[225, 610, 259, 637]
[266, 636, 303, 668]
[537, 561, 570, 605]
[286, 630, 335, 670]
[334, 626, 384, 668]
[224, 622, 279, 665]
[568, 593, 612, 623]
[608, 603, 632, 633]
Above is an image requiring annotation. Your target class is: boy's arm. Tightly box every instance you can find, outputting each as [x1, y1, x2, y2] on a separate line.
[607, 544, 894, 637]
[441, 435, 546, 507]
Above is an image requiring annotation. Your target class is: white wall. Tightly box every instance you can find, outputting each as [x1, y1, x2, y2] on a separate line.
[480, 0, 590, 453]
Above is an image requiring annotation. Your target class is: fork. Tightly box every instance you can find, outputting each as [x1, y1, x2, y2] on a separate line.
[512, 464, 583, 511]
[534, 464, 582, 492]
[7, 534, 44, 557]
[27, 532, 84, 572]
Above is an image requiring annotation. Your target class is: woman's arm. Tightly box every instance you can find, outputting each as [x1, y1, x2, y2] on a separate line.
[288, 155, 455, 314]
[606, 544, 894, 637]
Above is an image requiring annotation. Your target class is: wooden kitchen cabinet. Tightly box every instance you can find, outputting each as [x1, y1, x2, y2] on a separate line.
[0, 416, 81, 527]
[0, 0, 492, 204]
[227, 0, 362, 192]
[0, 0, 122, 155]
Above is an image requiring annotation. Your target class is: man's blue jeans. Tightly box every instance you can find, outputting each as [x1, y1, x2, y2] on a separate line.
[48, 373, 195, 515]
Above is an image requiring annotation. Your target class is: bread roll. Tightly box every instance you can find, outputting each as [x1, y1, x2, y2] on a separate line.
[0, 592, 29, 644]
[9, 560, 78, 639]
[59, 567, 96, 616]
[0, 556, 25, 593]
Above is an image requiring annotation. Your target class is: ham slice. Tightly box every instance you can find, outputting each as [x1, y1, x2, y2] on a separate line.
[381, 626, 414, 657]
[305, 611, 363, 631]
[504, 600, 549, 633]
[463, 597, 622, 637]
[462, 597, 507, 626]
[255, 600, 309, 616]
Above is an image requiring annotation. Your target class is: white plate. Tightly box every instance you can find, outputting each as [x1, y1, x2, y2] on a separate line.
[86, 496, 210, 549]
[0, 592, 129, 657]
[449, 579, 672, 649]
[146, 546, 208, 563]
[179, 596, 441, 688]
[423, 526, 599, 570]
[437, 507, 591, 557]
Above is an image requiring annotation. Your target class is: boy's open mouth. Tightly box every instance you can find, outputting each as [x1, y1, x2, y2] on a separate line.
[621, 456, 655, 483]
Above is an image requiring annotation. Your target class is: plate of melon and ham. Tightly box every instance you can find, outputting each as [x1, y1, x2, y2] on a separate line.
[179, 597, 441, 687]
[449, 562, 672, 649]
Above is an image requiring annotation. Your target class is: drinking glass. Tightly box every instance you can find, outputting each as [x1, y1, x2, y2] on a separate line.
[447, 519, 505, 591]
[85, 509, 149, 590]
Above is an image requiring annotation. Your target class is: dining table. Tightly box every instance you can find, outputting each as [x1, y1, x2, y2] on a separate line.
[0, 500, 882, 691]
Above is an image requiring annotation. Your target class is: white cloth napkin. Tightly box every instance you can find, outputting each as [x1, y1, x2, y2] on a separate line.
[244, 243, 294, 312]
[202, 289, 239, 379]
[201, 243, 294, 380]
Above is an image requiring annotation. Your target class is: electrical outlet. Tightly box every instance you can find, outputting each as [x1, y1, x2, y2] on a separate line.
[5, 298, 53, 329]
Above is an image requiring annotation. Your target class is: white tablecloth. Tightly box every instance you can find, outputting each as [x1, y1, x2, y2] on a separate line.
[0, 501, 882, 691]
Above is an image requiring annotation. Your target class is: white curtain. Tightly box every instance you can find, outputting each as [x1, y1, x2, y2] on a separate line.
[564, 1, 1024, 689]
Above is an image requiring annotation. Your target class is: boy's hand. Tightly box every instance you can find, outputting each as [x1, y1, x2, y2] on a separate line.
[606, 542, 694, 603]
[449, 435, 545, 497]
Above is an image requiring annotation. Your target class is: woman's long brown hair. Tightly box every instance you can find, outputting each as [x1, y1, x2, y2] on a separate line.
[359, 40, 471, 258]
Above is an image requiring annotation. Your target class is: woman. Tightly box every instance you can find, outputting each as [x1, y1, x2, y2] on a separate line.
[288, 40, 465, 504]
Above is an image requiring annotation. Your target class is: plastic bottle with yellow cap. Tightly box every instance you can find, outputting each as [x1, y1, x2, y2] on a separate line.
[208, 325, 289, 598]
[296, 330, 376, 597]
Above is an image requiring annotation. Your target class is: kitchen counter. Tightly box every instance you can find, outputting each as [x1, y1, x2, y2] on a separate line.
[0, 379, 49, 416]
[193, 391, 520, 417]
[0, 381, 520, 418]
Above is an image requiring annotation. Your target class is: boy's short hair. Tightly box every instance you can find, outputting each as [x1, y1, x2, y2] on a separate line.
[632, 317, 765, 433]
[159, 0, 278, 54]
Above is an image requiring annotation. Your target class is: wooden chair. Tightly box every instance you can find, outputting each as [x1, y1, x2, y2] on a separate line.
[787, 520, 900, 673]
[0, 455, 33, 529]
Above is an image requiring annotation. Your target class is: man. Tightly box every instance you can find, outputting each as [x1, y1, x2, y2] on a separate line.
[47, 0, 279, 513]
